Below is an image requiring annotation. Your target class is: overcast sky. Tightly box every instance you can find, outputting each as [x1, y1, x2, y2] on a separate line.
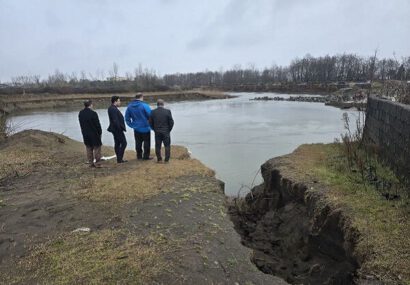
[0, 0, 409, 81]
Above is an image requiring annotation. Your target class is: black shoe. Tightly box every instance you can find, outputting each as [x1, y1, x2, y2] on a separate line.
[157, 158, 163, 163]
[143, 157, 153, 160]
[164, 160, 169, 163]
[118, 160, 128, 163]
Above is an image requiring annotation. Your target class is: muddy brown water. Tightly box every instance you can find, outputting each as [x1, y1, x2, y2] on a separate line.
[8, 92, 359, 196]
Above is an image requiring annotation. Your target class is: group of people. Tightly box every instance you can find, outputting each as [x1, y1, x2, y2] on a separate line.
[78, 93, 174, 167]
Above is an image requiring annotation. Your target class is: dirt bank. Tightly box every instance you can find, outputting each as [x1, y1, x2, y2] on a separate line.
[219, 84, 338, 95]
[0, 90, 231, 114]
[0, 130, 285, 284]
[229, 154, 358, 284]
[229, 145, 409, 285]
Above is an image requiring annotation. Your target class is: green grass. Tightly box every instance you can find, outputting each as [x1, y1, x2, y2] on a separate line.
[312, 144, 409, 284]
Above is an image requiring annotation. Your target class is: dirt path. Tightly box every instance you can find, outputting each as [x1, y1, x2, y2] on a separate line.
[0, 130, 286, 284]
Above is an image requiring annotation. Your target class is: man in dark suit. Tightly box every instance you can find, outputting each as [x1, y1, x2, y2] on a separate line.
[78, 100, 103, 168]
[149, 99, 174, 163]
[107, 96, 127, 163]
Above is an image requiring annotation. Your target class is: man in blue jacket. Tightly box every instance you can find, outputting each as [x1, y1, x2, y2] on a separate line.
[125, 93, 152, 160]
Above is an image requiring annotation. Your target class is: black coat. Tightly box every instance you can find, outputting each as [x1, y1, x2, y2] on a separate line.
[107, 105, 126, 133]
[149, 107, 174, 134]
[78, 108, 102, 147]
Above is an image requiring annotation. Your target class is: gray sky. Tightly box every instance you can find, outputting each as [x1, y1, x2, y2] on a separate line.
[1, 0, 409, 81]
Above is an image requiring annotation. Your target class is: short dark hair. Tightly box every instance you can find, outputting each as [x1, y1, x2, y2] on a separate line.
[84, 100, 92, 108]
[135, 93, 143, 99]
[111, 96, 120, 104]
[157, 99, 164, 107]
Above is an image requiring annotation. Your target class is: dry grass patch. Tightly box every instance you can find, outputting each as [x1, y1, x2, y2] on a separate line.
[121, 145, 192, 162]
[80, 158, 215, 202]
[4, 229, 169, 285]
[0, 130, 82, 180]
[0, 149, 52, 180]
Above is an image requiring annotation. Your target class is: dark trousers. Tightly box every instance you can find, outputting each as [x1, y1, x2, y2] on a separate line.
[155, 132, 171, 161]
[134, 131, 151, 159]
[113, 131, 127, 162]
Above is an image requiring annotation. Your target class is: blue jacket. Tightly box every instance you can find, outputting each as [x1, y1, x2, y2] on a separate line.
[125, 100, 152, 133]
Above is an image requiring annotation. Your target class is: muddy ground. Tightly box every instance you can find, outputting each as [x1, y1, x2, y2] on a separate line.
[0, 130, 286, 284]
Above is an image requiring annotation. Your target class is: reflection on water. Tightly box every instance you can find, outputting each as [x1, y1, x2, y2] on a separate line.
[9, 92, 359, 196]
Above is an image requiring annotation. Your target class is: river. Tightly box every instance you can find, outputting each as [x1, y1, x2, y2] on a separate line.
[8, 92, 359, 196]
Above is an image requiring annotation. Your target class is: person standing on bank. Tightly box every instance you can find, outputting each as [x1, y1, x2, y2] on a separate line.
[125, 93, 153, 160]
[78, 100, 103, 168]
[149, 99, 174, 163]
[107, 96, 127, 163]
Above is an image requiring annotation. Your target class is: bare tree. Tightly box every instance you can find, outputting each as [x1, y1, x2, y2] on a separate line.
[125, 71, 133, 81]
[80, 70, 87, 82]
[112, 62, 119, 81]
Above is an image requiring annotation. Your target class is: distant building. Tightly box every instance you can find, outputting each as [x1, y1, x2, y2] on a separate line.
[337, 81, 348, 89]
[354, 82, 372, 89]
[106, 76, 128, 82]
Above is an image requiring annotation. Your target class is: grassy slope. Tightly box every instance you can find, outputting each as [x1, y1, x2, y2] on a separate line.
[285, 144, 409, 284]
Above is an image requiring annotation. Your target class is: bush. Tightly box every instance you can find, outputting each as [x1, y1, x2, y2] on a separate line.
[0, 113, 13, 140]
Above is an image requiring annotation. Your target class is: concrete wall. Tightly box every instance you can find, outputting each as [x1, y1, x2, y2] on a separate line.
[364, 96, 410, 179]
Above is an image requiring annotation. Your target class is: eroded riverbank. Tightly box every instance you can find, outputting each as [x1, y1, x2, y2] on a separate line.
[229, 151, 358, 284]
[1, 130, 407, 284]
[229, 144, 409, 284]
[0, 130, 286, 284]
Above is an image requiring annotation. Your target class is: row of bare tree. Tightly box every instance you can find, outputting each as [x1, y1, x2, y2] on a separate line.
[164, 54, 410, 88]
[2, 54, 409, 94]
[3, 63, 165, 94]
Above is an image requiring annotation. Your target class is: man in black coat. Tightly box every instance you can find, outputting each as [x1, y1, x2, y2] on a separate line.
[107, 96, 127, 163]
[149, 99, 174, 163]
[78, 100, 103, 167]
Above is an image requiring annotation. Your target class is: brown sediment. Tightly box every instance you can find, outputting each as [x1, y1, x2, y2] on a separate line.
[0, 90, 233, 113]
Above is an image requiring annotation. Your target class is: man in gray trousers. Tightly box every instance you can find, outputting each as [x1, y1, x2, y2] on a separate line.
[149, 99, 174, 163]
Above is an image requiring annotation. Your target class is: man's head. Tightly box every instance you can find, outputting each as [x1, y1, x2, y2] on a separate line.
[111, 96, 121, 106]
[157, 99, 165, 107]
[135, 93, 143, 100]
[84, 100, 93, 109]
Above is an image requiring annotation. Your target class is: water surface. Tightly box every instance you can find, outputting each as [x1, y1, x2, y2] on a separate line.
[9, 93, 358, 196]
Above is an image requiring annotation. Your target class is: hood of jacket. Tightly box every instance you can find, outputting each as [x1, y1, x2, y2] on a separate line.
[125, 100, 151, 133]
